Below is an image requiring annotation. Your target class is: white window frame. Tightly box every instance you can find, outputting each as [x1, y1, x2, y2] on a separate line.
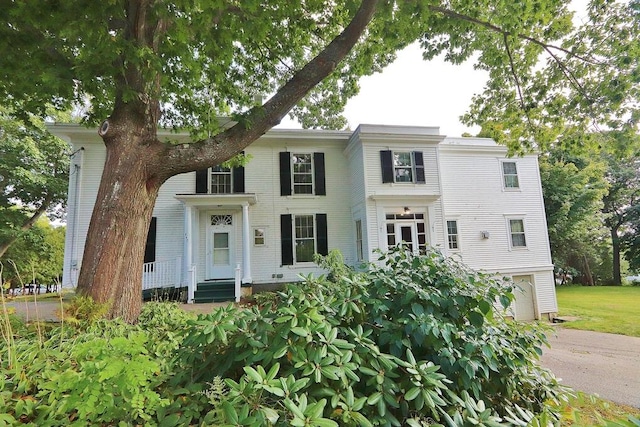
[446, 219, 460, 251]
[393, 151, 415, 183]
[253, 227, 266, 246]
[507, 217, 527, 249]
[384, 212, 427, 254]
[291, 153, 314, 195]
[209, 165, 233, 194]
[293, 214, 316, 263]
[355, 219, 364, 261]
[501, 161, 520, 190]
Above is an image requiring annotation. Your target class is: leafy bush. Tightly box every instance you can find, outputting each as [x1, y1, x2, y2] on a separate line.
[0, 249, 564, 425]
[175, 248, 564, 426]
[0, 304, 207, 426]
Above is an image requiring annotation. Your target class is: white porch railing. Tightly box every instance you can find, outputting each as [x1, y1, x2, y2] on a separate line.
[187, 264, 196, 304]
[142, 257, 182, 290]
[235, 264, 241, 303]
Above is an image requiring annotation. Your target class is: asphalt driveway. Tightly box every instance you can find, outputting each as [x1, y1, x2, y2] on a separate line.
[539, 326, 640, 408]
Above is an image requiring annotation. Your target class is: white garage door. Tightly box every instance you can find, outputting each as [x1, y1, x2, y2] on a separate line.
[512, 275, 536, 321]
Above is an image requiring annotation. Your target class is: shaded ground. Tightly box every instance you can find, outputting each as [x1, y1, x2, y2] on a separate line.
[540, 326, 640, 408]
[3, 299, 228, 322]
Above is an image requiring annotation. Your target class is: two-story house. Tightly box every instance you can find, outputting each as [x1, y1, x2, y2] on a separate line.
[52, 123, 557, 320]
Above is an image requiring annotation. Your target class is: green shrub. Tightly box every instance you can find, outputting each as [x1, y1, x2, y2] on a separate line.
[0, 249, 564, 426]
[0, 308, 208, 426]
[175, 248, 564, 426]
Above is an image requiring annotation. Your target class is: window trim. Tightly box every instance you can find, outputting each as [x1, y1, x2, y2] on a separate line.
[446, 219, 460, 251]
[384, 212, 427, 254]
[294, 214, 316, 263]
[280, 213, 328, 266]
[253, 227, 266, 246]
[280, 152, 326, 196]
[501, 160, 520, 190]
[507, 217, 528, 249]
[195, 161, 245, 194]
[209, 165, 233, 194]
[381, 150, 426, 184]
[291, 153, 315, 195]
[355, 219, 364, 261]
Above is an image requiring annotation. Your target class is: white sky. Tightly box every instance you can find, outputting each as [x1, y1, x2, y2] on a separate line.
[280, 44, 489, 137]
[342, 46, 489, 137]
[279, 0, 589, 137]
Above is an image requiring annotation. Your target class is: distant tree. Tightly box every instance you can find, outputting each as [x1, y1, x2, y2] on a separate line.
[1, 217, 65, 290]
[1, 1, 637, 320]
[622, 205, 640, 274]
[0, 108, 70, 258]
[600, 133, 640, 284]
[539, 146, 608, 285]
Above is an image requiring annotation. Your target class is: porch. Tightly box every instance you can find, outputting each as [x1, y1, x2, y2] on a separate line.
[142, 258, 242, 303]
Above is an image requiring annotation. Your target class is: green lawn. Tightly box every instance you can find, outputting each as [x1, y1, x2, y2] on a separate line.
[555, 286, 640, 337]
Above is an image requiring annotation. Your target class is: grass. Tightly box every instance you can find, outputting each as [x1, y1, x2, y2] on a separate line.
[555, 285, 640, 337]
[558, 392, 640, 426]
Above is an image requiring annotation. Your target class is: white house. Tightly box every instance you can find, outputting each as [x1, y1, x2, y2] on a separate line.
[52, 123, 557, 320]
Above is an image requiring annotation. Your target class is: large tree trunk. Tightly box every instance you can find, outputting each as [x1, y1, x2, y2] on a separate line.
[611, 226, 622, 285]
[75, 0, 379, 322]
[76, 123, 162, 322]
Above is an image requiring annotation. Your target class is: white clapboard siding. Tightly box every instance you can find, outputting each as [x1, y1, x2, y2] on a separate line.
[53, 124, 557, 317]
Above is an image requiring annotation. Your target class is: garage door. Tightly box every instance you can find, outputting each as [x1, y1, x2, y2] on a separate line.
[512, 275, 536, 321]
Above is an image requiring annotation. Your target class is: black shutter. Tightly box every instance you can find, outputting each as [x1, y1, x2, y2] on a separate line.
[380, 150, 394, 183]
[144, 217, 157, 264]
[413, 151, 425, 184]
[195, 169, 208, 193]
[233, 165, 245, 193]
[313, 152, 326, 196]
[316, 214, 328, 256]
[279, 152, 292, 196]
[280, 214, 293, 265]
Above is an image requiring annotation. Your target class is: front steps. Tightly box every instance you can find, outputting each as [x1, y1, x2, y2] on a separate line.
[194, 280, 236, 303]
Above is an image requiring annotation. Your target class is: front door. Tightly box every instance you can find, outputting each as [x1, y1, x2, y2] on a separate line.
[394, 223, 417, 252]
[385, 213, 427, 254]
[207, 214, 235, 279]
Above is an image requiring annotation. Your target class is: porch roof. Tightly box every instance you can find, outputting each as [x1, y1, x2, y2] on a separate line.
[174, 193, 258, 208]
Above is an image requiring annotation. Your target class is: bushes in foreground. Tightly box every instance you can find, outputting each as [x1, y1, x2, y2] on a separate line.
[0, 248, 564, 426]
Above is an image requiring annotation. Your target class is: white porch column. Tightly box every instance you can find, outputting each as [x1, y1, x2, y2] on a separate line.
[184, 204, 195, 303]
[241, 203, 252, 284]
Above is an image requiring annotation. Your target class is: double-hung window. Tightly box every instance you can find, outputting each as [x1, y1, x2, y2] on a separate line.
[509, 219, 527, 248]
[502, 161, 519, 189]
[210, 166, 232, 194]
[292, 154, 313, 194]
[279, 152, 326, 196]
[195, 162, 245, 194]
[446, 220, 459, 250]
[380, 150, 425, 184]
[280, 214, 328, 265]
[355, 219, 364, 261]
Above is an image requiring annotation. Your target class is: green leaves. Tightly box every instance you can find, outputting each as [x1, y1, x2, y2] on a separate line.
[1, 249, 564, 425]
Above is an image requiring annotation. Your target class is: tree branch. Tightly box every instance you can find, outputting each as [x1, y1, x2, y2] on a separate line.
[162, 0, 379, 176]
[427, 5, 601, 66]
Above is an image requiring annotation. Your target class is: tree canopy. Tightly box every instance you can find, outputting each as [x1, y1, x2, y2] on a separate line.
[1, 0, 638, 320]
[0, 108, 69, 258]
[540, 146, 608, 284]
[1, 217, 65, 289]
[3, 1, 638, 148]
